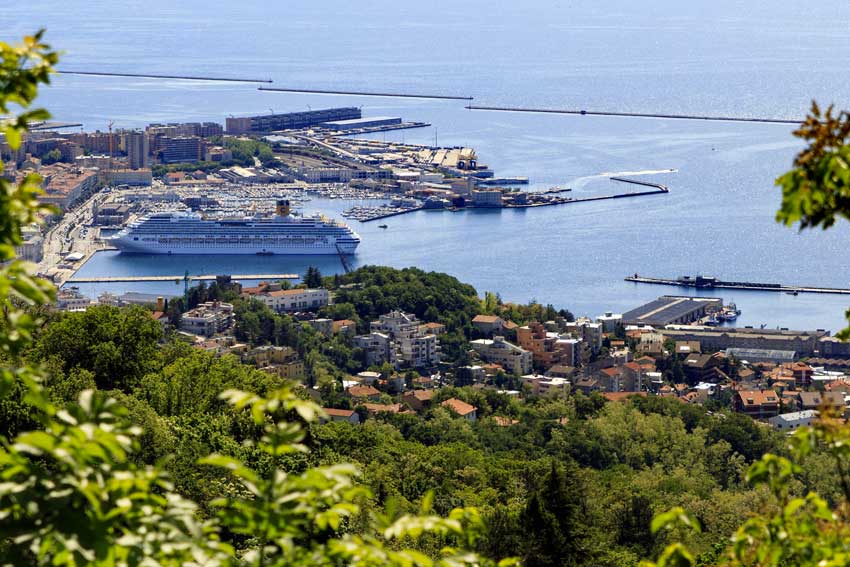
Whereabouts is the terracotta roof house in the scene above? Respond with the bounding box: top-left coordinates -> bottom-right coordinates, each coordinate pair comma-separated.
362,403 -> 403,416
441,398 -> 478,421
403,389 -> 436,411
602,392 -> 648,402
345,384 -> 382,401
798,390 -> 846,414
321,408 -> 361,425
734,389 -> 781,418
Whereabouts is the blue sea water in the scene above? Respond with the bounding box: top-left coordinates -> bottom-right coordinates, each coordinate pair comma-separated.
4,0 -> 850,330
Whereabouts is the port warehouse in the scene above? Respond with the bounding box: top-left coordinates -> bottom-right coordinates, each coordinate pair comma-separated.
659,326 -> 836,359
226,107 -> 361,134
622,296 -> 721,327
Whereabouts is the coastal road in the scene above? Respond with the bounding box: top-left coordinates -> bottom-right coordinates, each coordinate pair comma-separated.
38,190 -> 109,284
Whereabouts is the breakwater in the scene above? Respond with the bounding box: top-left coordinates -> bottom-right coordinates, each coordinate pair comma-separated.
625,275 -> 850,295
465,105 -> 801,125
259,86 -> 472,100
59,70 -> 272,83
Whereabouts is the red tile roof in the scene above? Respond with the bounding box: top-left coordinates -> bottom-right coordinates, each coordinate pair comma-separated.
347,385 -> 381,398
323,408 -> 355,418
441,398 -> 476,416
602,392 -> 648,402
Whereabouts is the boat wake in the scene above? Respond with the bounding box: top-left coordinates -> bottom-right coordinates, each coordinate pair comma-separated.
597,168 -> 678,177
568,168 -> 677,189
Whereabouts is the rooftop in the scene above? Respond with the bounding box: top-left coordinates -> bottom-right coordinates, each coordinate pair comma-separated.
441,398 -> 476,416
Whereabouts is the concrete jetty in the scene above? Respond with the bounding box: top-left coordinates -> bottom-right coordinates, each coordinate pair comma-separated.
66,273 -> 299,284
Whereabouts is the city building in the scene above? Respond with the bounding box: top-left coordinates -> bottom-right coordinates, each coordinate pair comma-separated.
517,322 -> 566,369
725,347 -> 797,364
56,288 -> 91,311
472,314 -> 510,336
93,203 -> 131,226
798,391 -> 846,414
352,332 -> 396,367
160,136 -> 205,164
441,398 -> 477,421
204,146 -> 233,162
662,327 -> 827,358
110,168 -> 153,186
226,107 -> 361,134
16,225 -> 43,262
179,301 -> 234,337
402,389 -> 435,412
38,164 -> 98,209
768,410 -> 818,431
241,285 -> 330,313
734,389 -> 781,419
622,296 -> 722,326
596,311 -> 623,332
345,384 -> 382,402
308,318 -> 334,336
455,365 -> 486,385
125,130 -> 149,169
471,189 -> 503,207
369,311 -> 440,368
321,408 -> 361,425
521,374 -> 570,396
564,318 -> 603,353
470,336 -> 533,375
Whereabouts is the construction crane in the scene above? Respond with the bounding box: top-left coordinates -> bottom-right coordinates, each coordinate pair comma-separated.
107,120 -> 114,185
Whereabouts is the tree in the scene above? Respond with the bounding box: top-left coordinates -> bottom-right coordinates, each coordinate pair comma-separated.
40,148 -> 61,164
520,460 -> 589,567
776,102 -> 850,338
35,305 -> 163,391
304,265 -> 323,288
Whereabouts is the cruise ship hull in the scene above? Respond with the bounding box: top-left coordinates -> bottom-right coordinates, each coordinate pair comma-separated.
111,237 -> 358,255
108,208 -> 360,256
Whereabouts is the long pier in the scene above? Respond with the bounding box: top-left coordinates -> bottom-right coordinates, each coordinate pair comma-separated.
259,86 -> 472,101
66,273 -> 299,284
625,275 -> 850,296
58,70 -> 273,83
465,105 -> 801,125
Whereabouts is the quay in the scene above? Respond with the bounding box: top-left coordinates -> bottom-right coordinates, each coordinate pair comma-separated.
625,274 -> 850,296
66,273 -> 299,284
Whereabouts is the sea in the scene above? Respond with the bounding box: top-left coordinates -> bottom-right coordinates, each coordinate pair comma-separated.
4,0 -> 850,331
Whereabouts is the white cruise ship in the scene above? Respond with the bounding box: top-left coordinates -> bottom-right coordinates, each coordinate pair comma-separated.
108,201 -> 360,255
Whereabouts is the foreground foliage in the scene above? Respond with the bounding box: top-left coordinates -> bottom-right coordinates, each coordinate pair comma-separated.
0,33 -> 508,567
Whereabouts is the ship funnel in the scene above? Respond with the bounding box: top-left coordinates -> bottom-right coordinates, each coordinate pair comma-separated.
276,199 -> 290,217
